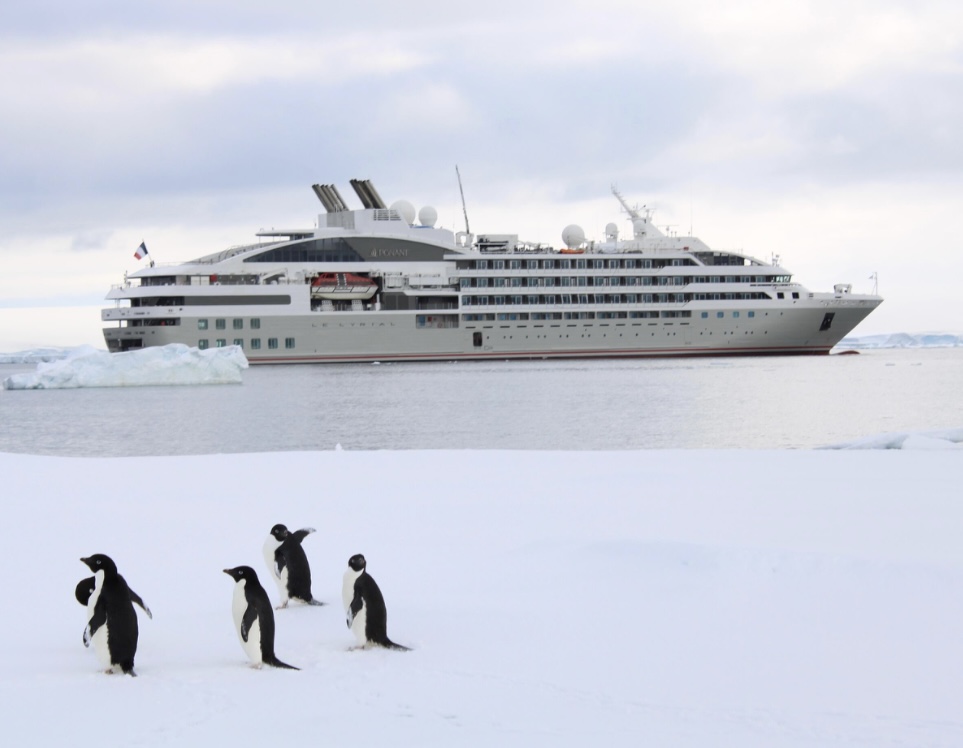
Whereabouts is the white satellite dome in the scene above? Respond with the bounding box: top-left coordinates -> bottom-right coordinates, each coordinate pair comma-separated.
605,222 -> 619,241
390,199 -> 416,225
418,205 -> 438,227
561,224 -> 585,249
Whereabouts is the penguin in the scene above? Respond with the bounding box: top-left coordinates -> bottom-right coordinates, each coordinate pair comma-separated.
75,577 -> 96,607
342,553 -> 409,651
262,524 -> 324,608
79,554 -> 152,676
76,575 -> 151,616
222,566 -> 298,670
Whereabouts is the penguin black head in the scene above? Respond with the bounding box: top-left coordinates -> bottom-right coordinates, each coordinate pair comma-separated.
223,566 -> 259,583
347,554 -> 366,573
75,577 -> 96,606
269,524 -> 290,541
81,554 -> 118,575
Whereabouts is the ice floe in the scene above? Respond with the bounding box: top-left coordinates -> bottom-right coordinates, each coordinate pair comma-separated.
2,344 -> 248,389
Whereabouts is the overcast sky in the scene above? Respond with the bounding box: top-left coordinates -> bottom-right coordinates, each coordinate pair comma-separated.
2,0 -> 961,346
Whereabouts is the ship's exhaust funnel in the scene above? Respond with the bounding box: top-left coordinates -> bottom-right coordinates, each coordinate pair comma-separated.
311,183 -> 350,213
350,179 -> 387,210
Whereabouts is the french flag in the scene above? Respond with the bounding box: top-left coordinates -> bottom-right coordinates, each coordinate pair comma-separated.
134,242 -> 149,260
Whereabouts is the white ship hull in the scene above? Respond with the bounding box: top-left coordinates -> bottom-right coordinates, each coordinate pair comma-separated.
102,181 -> 882,363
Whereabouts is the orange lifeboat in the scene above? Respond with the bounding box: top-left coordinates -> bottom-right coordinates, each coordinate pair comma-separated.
310,272 -> 378,300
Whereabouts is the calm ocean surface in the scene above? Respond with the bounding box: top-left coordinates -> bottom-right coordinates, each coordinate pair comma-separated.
1,348 -> 961,456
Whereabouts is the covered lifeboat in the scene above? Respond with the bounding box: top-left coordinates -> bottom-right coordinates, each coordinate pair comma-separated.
310,272 -> 378,300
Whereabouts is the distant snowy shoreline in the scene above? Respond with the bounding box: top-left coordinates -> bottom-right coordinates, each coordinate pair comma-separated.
1,331 -> 961,366
837,332 -> 963,349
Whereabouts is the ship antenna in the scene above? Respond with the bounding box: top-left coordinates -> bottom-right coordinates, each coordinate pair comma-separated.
456,165 -> 471,235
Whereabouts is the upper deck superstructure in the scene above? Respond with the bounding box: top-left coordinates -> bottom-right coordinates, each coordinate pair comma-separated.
102,180 -> 882,363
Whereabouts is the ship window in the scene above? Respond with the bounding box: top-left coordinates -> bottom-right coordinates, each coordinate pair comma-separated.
494,260 -> 505,269
250,339 -> 261,350
198,339 -> 209,349
233,319 -> 243,330
701,312 -> 708,318
285,338 -> 295,348
198,319 -> 208,330
215,319 -> 226,330
510,260 -> 521,269
268,338 -> 279,349
216,339 -> 226,347
473,332 -> 483,347
460,279 -> 470,289
250,318 -> 260,329
792,292 -> 799,299
777,292 -> 784,299
233,338 -> 244,348
733,311 -> 740,318
748,311 -> 755,317
717,312 -> 724,318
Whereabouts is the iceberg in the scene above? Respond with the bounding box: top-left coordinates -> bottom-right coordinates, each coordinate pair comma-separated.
2,344 -> 248,390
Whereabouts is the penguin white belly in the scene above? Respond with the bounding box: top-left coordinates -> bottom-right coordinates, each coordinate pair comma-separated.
87,570 -> 111,667
349,601 -> 368,646
91,623 -> 112,668
277,566 -> 289,605
232,581 -> 263,665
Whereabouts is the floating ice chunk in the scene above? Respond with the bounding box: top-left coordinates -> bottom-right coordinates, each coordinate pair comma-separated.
822,427 -> 963,450
2,344 -> 248,389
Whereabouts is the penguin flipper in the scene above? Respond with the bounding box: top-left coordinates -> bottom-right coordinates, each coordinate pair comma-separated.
274,548 -> 286,576
85,594 -> 108,645
241,605 -> 257,643
290,528 -> 315,544
129,589 -> 152,619
347,593 -> 363,628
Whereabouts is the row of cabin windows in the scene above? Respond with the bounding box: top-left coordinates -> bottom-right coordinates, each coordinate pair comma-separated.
461,292 -> 770,306
197,318 -> 262,330
462,310 -> 692,322
461,275 -> 776,288
197,338 -> 295,350
464,258 -> 697,270
699,311 -> 756,318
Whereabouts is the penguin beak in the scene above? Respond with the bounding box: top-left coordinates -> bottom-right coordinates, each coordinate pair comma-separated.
222,569 -> 231,575
80,557 -> 89,565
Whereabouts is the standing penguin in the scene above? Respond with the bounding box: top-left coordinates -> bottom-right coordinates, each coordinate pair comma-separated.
80,554 -> 152,676
342,554 -> 409,651
262,524 -> 323,608
222,566 -> 298,670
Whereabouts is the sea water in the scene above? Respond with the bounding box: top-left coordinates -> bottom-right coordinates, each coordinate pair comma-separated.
0,348 -> 961,456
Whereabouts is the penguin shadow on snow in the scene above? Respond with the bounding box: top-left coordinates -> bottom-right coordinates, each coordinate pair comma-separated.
77,554 -> 152,677
222,566 -> 299,670
342,553 -> 411,652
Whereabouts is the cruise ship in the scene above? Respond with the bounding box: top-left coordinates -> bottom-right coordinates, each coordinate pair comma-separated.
102,179 -> 882,363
